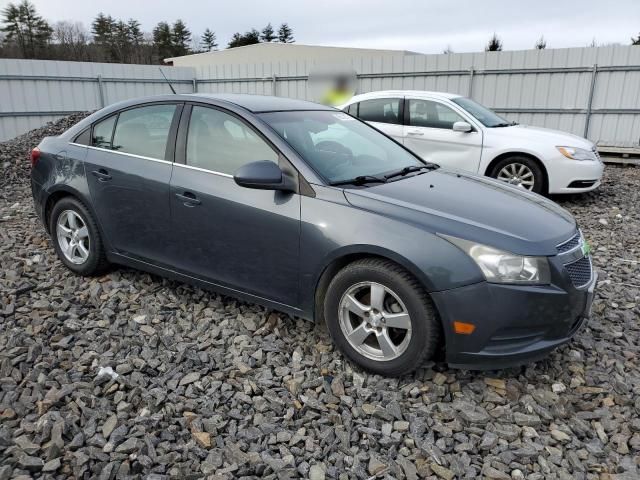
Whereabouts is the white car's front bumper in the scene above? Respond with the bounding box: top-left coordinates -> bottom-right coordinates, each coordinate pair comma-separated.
546,156 -> 605,194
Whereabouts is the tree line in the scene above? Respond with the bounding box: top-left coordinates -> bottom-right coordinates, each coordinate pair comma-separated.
0,0 -> 295,63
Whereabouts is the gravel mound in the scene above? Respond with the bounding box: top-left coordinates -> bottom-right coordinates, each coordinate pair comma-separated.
1,116 -> 639,479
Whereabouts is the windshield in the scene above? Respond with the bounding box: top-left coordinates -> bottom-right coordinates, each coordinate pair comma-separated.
259,110 -> 423,184
452,97 -> 513,127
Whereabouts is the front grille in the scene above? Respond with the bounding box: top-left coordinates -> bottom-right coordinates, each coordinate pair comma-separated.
557,232 -> 581,253
565,256 -> 592,288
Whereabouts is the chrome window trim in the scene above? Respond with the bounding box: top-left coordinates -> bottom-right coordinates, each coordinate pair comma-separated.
173,162 -> 233,178
68,142 -> 172,165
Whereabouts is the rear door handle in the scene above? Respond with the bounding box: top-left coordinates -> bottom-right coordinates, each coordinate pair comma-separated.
91,169 -> 112,182
406,129 -> 424,136
175,192 -> 201,206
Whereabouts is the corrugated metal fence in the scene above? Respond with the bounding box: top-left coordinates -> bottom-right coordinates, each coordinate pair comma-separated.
0,59 -> 195,141
2,46 -> 640,147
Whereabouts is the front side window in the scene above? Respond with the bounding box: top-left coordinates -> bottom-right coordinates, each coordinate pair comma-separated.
451,97 -> 511,127
357,98 -> 402,125
408,99 -> 465,129
112,104 -> 177,159
260,110 -> 423,184
91,115 -> 116,149
186,106 -> 278,175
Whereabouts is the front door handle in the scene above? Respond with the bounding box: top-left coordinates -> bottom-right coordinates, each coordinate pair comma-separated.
175,192 -> 201,206
91,169 -> 112,182
406,129 -> 424,136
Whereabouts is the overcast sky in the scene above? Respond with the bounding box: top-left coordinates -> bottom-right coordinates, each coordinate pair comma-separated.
6,0 -> 640,53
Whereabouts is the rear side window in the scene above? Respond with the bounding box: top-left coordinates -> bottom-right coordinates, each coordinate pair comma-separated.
186,106 -> 278,175
91,115 -> 116,149
345,103 -> 358,116
408,99 -> 465,129
112,104 -> 177,160
357,98 -> 402,125
74,128 -> 91,145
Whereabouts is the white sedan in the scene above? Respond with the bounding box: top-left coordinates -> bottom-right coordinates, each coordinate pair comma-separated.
339,90 -> 604,194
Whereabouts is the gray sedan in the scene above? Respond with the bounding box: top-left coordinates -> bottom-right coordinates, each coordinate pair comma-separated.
30,94 -> 596,376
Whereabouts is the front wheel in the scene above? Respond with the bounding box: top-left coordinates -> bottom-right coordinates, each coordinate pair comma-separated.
489,156 -> 545,194
323,258 -> 441,377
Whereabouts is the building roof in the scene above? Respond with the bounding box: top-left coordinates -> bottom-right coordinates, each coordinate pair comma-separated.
165,42 -> 420,64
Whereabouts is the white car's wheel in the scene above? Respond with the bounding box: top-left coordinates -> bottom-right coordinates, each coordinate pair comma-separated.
490,156 -> 545,194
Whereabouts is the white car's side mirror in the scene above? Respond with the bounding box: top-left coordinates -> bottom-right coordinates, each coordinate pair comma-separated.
453,121 -> 473,133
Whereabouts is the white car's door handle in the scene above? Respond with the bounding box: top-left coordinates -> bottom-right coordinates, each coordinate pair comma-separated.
406,129 -> 424,136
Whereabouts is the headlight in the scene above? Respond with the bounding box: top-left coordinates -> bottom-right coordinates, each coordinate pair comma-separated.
442,235 -> 550,285
557,146 -> 597,161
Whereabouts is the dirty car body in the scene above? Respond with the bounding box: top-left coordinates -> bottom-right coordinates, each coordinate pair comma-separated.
31,94 -> 597,372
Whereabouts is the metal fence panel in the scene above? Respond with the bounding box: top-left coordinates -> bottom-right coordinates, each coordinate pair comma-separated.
1,46 -> 640,147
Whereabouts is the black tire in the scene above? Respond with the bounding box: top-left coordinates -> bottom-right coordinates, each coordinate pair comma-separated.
49,196 -> 109,276
323,258 -> 441,377
489,155 -> 545,194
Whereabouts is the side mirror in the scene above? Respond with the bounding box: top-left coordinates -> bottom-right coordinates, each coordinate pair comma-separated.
453,121 -> 473,133
234,160 -> 296,192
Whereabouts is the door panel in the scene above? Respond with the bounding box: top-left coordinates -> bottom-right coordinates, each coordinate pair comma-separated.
169,104 -> 301,306
84,103 -> 180,264
403,98 -> 483,172
169,167 -> 300,306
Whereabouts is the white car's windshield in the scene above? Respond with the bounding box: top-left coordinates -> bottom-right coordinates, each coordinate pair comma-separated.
452,97 -> 515,128
260,110 -> 430,184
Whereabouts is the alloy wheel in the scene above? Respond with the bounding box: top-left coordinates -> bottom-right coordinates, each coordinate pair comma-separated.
496,162 -> 535,190
338,281 -> 412,361
56,210 -> 90,265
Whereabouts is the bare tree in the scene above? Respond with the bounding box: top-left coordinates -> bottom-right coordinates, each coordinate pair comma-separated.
443,45 -> 453,54
53,21 -> 90,60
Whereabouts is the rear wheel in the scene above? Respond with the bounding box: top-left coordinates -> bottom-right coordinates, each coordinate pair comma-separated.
323,258 -> 441,376
490,156 -> 545,194
49,197 -> 109,276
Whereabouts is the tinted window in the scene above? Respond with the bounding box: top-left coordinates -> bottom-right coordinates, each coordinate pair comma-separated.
186,106 -> 278,174
92,115 -> 116,149
345,103 -> 358,116
357,98 -> 402,125
112,104 -> 177,159
408,99 -> 465,129
259,110 -> 422,184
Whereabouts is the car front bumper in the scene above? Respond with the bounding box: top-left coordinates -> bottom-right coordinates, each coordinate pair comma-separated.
546,156 -> 604,194
431,271 -> 597,369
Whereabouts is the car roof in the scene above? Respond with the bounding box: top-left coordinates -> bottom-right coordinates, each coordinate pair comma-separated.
186,93 -> 334,113
347,90 -> 463,101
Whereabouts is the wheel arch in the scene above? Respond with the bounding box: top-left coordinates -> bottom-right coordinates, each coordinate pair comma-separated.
43,186 -> 104,240
484,151 -> 549,194
312,246 -> 435,324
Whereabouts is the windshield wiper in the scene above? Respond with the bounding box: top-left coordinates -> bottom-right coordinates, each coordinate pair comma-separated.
384,164 -> 439,181
330,175 -> 387,187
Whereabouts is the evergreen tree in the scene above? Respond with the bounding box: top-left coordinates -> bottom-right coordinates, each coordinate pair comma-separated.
485,33 -> 502,51
632,33 -> 640,45
153,21 -> 173,60
261,23 -> 276,42
200,28 -> 217,51
171,19 -> 191,56
1,0 -> 52,58
277,23 -> 294,43
535,36 -> 546,49
227,29 -> 261,48
127,19 -> 143,46
91,13 -> 114,45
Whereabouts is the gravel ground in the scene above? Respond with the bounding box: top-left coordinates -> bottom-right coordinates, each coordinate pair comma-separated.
0,116 -> 639,479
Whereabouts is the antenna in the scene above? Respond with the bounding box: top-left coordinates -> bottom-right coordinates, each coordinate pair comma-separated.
158,68 -> 177,94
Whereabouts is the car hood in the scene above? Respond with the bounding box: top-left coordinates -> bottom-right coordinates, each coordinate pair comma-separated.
344,169 -> 576,256
488,124 -> 594,149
